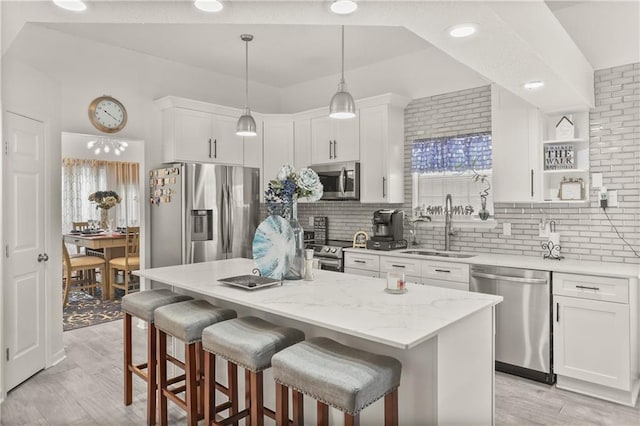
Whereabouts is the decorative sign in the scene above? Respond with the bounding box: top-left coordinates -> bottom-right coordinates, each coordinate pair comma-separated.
544,144 -> 575,170
559,178 -> 584,200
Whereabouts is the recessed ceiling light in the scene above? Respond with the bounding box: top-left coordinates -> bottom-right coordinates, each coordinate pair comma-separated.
448,23 -> 477,38
330,0 -> 358,15
194,0 -> 224,13
52,0 -> 87,12
524,80 -> 545,90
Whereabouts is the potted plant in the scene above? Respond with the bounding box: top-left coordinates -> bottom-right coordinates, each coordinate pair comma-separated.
471,169 -> 491,220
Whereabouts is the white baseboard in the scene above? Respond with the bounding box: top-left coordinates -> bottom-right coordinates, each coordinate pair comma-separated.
49,348 -> 66,368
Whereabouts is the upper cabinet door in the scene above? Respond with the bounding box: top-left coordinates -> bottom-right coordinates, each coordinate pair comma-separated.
491,85 -> 542,203
359,105 -> 387,203
174,108 -> 214,162
310,115 -> 359,165
294,119 -> 312,170
212,114 -> 244,165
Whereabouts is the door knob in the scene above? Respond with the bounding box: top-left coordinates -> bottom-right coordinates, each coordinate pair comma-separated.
43,253 -> 49,262
37,253 -> 45,262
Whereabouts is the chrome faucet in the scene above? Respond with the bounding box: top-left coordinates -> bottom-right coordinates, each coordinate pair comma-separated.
444,193 -> 454,251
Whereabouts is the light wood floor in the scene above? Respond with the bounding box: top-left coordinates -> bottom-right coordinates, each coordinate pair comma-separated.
1,319 -> 639,425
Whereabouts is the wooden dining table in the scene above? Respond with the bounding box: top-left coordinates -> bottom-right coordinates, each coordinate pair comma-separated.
63,232 -> 127,300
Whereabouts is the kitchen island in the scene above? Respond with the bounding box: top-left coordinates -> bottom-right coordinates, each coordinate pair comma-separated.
135,258 -> 502,425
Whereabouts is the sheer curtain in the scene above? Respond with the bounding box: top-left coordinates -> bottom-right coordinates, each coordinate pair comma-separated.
62,159 -> 140,232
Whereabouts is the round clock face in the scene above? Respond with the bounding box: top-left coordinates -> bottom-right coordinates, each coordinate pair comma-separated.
88,96 -> 127,133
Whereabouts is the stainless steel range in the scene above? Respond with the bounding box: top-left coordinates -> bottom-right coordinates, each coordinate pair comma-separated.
305,240 -> 353,272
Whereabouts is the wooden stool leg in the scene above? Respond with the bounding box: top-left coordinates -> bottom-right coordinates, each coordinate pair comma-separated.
245,370 -> 252,425
275,383 -> 288,426
185,343 -> 198,426
228,362 -> 239,425
196,342 -> 204,418
157,330 -> 168,426
317,401 -> 329,426
204,351 -> 216,426
250,371 -> 264,426
124,313 -> 133,405
345,413 -> 360,426
147,322 -> 157,426
384,389 -> 399,426
292,390 -> 304,426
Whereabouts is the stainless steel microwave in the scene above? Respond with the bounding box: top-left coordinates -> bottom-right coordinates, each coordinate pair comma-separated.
311,162 -> 360,201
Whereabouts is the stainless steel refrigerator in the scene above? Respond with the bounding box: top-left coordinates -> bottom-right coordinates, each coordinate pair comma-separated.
150,163 -> 260,268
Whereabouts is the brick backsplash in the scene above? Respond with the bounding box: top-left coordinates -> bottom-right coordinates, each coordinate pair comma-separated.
288,64 -> 639,264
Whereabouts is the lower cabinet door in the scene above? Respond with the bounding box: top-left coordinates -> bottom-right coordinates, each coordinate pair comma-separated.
554,295 -> 630,390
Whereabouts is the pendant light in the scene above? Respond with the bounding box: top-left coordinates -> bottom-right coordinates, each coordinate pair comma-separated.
329,25 -> 356,119
236,34 -> 257,137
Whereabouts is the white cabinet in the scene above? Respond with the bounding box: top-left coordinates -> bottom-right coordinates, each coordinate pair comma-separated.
554,295 -> 630,390
310,115 -> 359,164
157,97 -> 245,165
262,117 -> 294,202
344,251 -> 470,291
553,272 -> 639,406
294,119 -> 312,170
491,84 -> 542,202
359,94 -> 409,203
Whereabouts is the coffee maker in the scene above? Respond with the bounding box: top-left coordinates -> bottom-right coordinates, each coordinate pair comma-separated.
366,209 -> 408,251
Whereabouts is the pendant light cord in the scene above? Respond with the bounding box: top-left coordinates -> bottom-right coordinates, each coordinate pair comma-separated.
245,39 -> 249,109
340,25 -> 345,84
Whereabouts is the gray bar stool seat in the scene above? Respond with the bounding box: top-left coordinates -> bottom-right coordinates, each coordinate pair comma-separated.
201,316 -> 305,426
121,289 -> 193,426
154,299 -> 237,426
272,337 -> 402,426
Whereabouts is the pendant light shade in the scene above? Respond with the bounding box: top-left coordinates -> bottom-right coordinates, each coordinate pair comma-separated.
236,34 -> 257,137
329,26 -> 356,119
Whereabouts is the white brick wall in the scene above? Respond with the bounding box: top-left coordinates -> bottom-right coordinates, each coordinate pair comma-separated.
293,63 -> 639,264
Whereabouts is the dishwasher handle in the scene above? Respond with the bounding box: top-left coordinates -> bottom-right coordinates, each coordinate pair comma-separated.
471,271 -> 548,284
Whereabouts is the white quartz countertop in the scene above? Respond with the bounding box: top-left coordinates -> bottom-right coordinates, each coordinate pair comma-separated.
343,248 -> 640,279
135,258 -> 502,350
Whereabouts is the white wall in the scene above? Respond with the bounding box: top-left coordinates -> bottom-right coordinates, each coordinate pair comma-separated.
1,53 -> 65,385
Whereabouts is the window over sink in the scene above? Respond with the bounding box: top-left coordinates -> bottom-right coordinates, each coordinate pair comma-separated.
411,132 -> 493,222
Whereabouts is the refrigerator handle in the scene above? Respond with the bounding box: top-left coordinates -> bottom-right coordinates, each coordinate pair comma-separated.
220,182 -> 227,253
226,184 -> 234,254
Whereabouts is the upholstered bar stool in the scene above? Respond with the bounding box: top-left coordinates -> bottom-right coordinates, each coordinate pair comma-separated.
121,289 -> 193,425
271,337 -> 402,426
201,316 -> 305,426
154,299 -> 237,426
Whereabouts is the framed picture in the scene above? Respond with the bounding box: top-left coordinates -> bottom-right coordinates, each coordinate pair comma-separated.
559,181 -> 583,200
544,144 -> 575,170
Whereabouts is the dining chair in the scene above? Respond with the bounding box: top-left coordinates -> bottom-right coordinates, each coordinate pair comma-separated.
71,221 -> 91,255
62,241 -> 107,306
109,226 -> 140,298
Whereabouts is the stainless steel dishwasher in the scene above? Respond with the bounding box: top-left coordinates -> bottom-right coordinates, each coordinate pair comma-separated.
470,265 -> 554,384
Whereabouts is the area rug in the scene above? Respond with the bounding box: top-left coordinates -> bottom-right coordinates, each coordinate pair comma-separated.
63,288 -> 124,331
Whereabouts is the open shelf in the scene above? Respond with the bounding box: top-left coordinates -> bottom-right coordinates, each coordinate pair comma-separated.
543,138 -> 588,144
543,168 -> 588,174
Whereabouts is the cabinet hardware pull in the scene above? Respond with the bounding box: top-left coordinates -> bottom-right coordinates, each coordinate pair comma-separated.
530,169 -> 534,197
391,264 -> 406,268
435,269 -> 451,273
329,140 -> 332,159
208,138 -> 212,158
556,302 -> 559,322
354,260 -> 366,264
333,140 -> 337,158
382,177 -> 386,198
214,139 -> 217,158
575,285 -> 600,291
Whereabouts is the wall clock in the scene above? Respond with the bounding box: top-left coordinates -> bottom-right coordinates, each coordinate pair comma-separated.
88,95 -> 128,133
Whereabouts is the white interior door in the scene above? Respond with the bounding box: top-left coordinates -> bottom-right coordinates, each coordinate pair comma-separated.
3,112 -> 46,391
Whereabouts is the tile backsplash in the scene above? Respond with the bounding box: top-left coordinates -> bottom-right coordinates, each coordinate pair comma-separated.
294,63 -> 639,264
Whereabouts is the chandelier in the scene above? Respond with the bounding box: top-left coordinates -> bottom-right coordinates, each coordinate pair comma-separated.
87,137 -> 129,155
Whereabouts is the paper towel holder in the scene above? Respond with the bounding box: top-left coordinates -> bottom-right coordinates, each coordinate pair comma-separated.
542,220 -> 564,260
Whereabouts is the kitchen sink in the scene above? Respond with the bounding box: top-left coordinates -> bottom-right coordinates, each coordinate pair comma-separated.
400,250 -> 477,259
